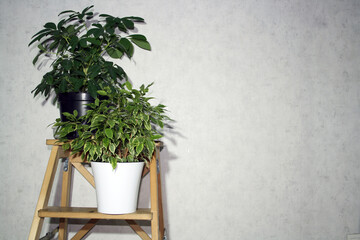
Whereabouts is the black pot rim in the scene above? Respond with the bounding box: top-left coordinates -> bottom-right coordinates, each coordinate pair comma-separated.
58,92 -> 94,101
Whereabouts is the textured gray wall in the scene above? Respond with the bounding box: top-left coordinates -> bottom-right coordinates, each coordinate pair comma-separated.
0,0 -> 359,239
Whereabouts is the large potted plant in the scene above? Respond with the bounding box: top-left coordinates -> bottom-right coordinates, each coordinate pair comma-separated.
29,5 -> 151,137
53,82 -> 170,214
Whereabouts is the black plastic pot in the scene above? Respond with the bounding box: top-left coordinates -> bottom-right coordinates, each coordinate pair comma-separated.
58,92 -> 94,139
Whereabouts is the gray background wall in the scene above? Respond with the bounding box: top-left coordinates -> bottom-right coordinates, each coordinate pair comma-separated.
1,0 -> 360,239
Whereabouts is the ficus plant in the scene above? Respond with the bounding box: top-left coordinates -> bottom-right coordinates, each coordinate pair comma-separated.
53,82 -> 171,169
29,5 -> 151,102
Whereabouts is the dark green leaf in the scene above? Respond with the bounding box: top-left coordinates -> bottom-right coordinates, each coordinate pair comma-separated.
59,79 -> 67,92
122,19 -> 134,29
58,10 -> 76,16
125,16 -> 145,22
44,22 -> 56,30
86,38 -> 101,46
88,81 -> 98,98
37,44 -> 47,51
82,5 -> 94,15
119,38 -> 134,58
106,48 -> 123,59
62,60 -> 72,71
99,14 -> 112,18
69,77 -> 83,91
32,53 -> 41,65
129,34 -> 147,41
79,38 -> 88,47
57,19 -> 66,29
130,39 -> 151,51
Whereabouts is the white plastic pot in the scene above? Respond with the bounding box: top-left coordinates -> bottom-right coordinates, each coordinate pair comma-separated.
91,161 -> 144,214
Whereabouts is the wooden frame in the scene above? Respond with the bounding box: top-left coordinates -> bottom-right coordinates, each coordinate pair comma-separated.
28,139 -> 165,240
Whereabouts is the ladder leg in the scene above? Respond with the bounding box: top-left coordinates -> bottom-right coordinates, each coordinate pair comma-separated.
150,151 -> 160,240
59,158 -> 72,240
28,145 -> 61,240
157,150 -> 165,239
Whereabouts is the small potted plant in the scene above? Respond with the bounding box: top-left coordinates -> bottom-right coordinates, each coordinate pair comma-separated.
29,5 -> 151,135
53,82 -> 170,214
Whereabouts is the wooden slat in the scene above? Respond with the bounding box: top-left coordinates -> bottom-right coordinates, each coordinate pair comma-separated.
39,207 -> 153,220
157,149 -> 165,239
71,219 -> 99,240
58,159 -> 73,240
150,153 -> 160,240
126,220 -> 151,240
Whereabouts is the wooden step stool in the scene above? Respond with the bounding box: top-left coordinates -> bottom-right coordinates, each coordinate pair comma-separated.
28,139 -> 165,240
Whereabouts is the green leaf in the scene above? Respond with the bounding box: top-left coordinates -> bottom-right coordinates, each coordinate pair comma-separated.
97,90 -> 107,96
125,81 -> 132,90
89,144 -> 96,158
151,134 -> 163,140
136,143 -> 144,155
95,98 -> 99,106
73,110 -> 78,117
144,121 -> 151,131
84,142 -> 92,153
106,48 -> 123,59
130,39 -> 151,51
62,112 -> 74,119
108,119 -> 116,128
105,128 -> 113,139
109,143 -> 116,153
103,138 -> 110,148
44,22 -> 57,30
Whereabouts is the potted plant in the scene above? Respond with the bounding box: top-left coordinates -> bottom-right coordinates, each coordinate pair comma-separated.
53,82 -> 170,214
29,5 -> 151,135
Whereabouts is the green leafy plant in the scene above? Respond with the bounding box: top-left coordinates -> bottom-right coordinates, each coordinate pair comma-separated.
53,82 -> 170,168
29,5 -> 151,101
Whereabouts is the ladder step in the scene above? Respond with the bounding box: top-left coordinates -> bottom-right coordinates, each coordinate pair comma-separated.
39,207 -> 152,220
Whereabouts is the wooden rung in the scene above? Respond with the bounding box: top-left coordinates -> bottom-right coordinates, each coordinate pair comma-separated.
39,207 -> 153,220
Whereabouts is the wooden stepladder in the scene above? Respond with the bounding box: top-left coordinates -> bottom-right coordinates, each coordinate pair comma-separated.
29,139 -> 165,240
